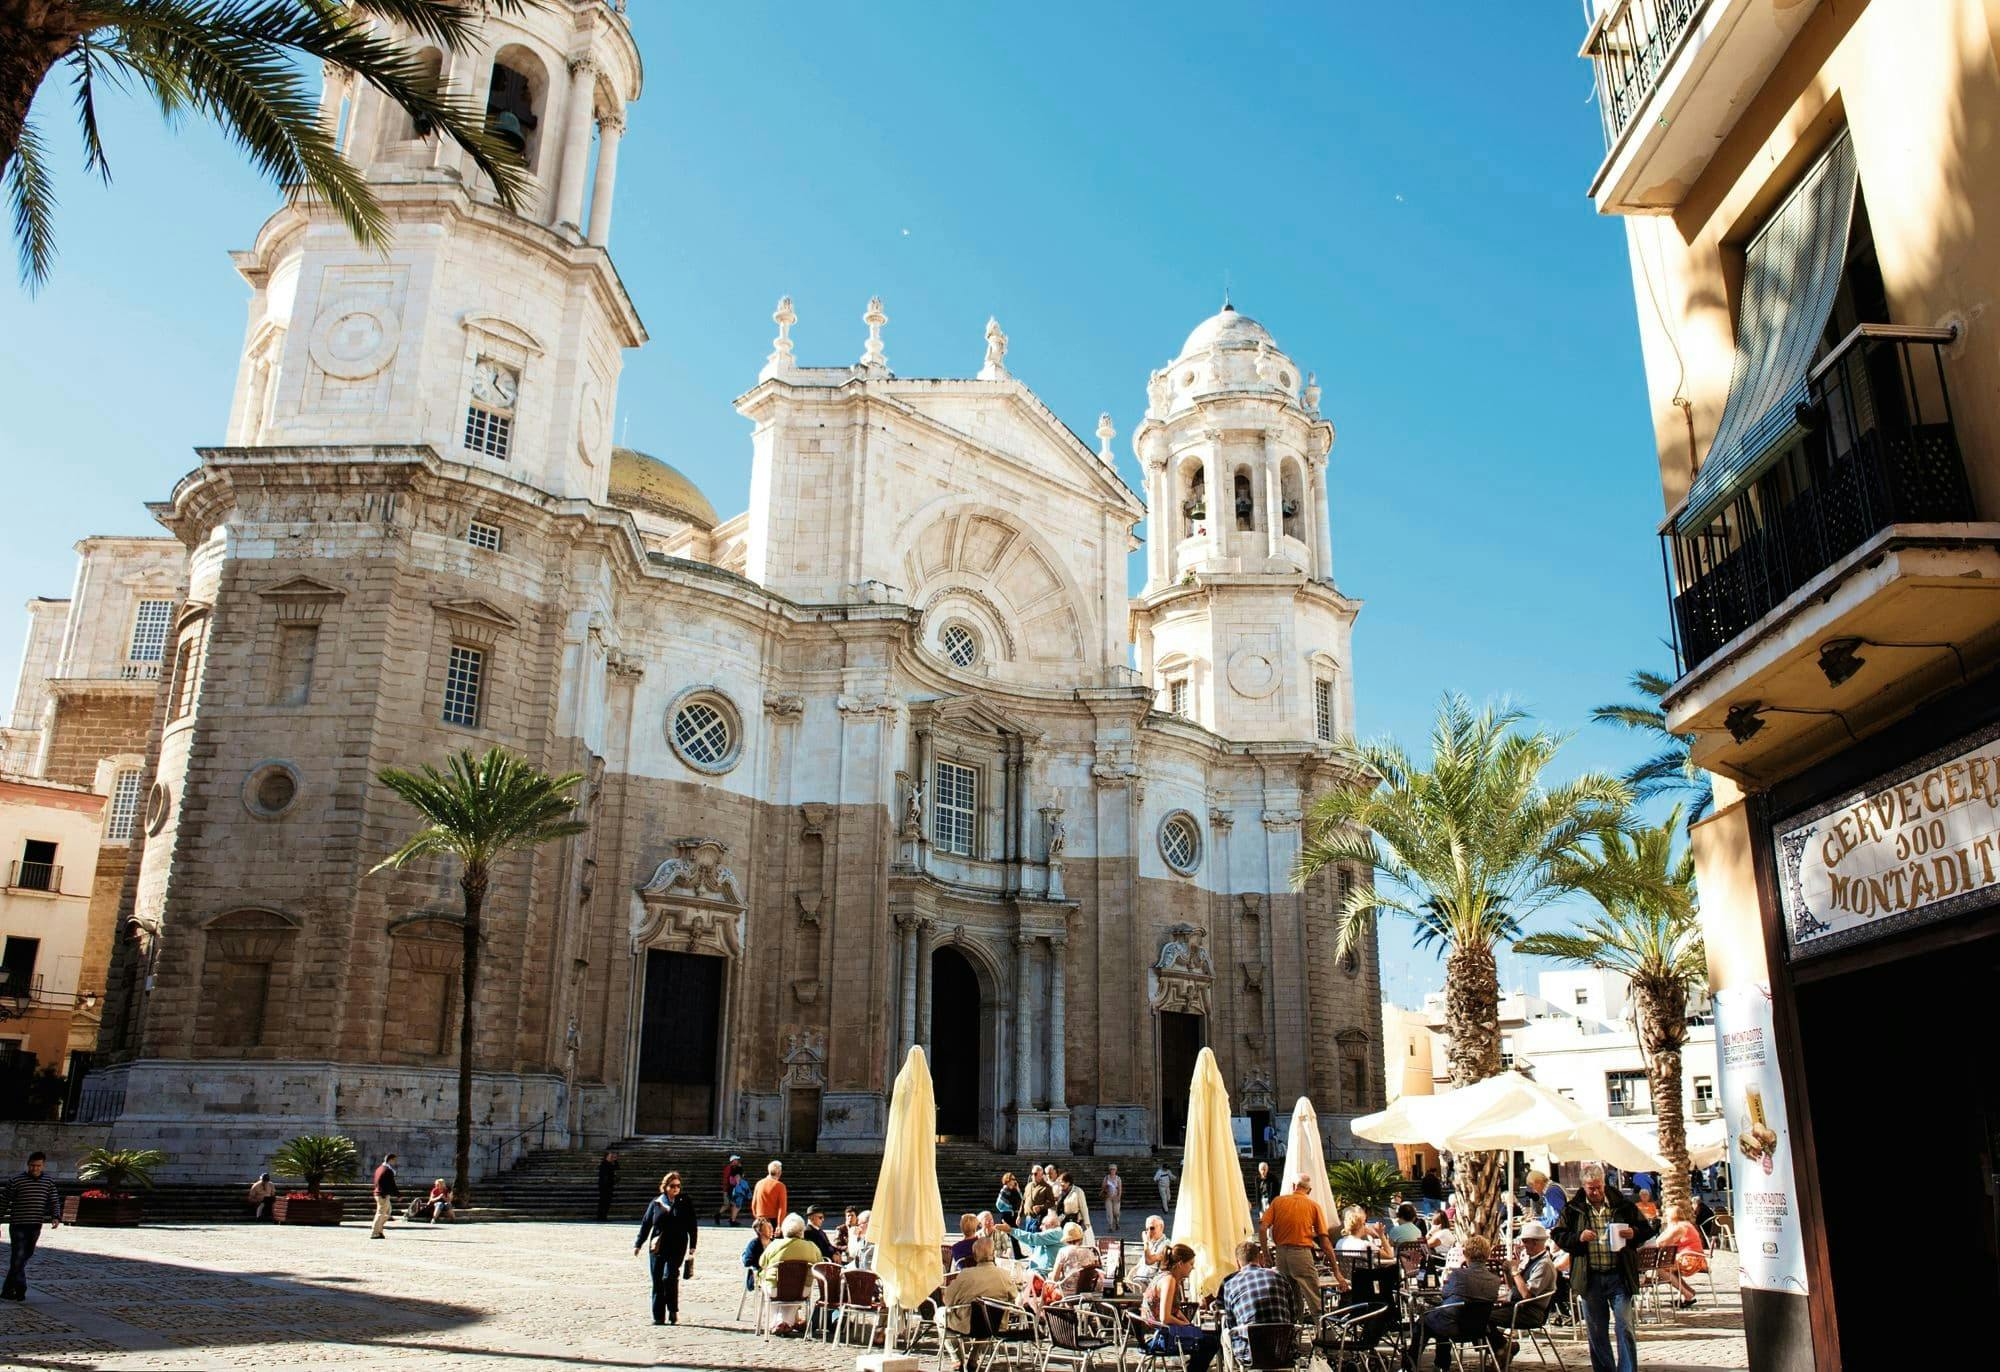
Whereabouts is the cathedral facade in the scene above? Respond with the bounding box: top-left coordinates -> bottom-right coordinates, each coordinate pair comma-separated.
50,2 -> 1385,1175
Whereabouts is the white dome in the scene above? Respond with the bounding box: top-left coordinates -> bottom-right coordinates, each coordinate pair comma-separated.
1176,304 -> 1276,359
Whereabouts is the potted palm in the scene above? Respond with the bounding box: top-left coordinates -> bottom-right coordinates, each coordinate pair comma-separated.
269,1134 -> 359,1224
1327,1157 -> 1407,1218
65,1148 -> 163,1225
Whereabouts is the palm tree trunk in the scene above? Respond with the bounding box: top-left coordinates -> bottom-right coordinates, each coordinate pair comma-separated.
1636,979 -> 1693,1217
1444,940 -> 1505,1240
0,8 -> 78,171
455,868 -> 485,1206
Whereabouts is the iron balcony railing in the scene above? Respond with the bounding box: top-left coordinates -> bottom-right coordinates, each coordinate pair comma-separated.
1583,0 -> 1708,150
7,860 -> 61,892
1662,327 -> 1972,674
0,972 -> 45,1000
1606,1099 -> 1653,1119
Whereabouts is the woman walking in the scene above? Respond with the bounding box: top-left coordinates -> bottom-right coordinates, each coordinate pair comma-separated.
717,1155 -> 746,1225
634,1172 -> 700,1325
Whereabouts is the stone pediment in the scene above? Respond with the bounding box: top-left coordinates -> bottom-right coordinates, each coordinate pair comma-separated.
632,838 -> 746,957
258,576 -> 345,601
1149,922 -> 1215,1015
886,386 -> 1142,516
912,693 -> 1045,742
432,597 -> 519,631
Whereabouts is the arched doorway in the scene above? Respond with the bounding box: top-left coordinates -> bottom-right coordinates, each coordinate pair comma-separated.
931,946 -> 984,1140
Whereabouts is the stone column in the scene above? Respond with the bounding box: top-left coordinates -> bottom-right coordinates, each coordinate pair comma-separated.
551,55 -> 599,230
1014,933 -> 1037,1114
1015,744 -> 1035,892
1146,460 -> 1169,589
586,112 -> 625,246
915,918 -> 936,1051
1263,439 -> 1284,559
897,914 -> 918,1056
1048,935 -> 1068,1111
318,63 -> 349,143
1311,465 -> 1334,582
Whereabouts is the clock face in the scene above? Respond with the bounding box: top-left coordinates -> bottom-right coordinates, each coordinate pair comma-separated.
472,359 -> 519,410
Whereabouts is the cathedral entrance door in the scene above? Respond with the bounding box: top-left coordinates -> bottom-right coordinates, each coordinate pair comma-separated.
930,946 -> 983,1140
1158,1011 -> 1204,1147
635,950 -> 724,1134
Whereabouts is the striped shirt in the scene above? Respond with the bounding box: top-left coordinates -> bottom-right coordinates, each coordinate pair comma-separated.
5,1171 -> 62,1224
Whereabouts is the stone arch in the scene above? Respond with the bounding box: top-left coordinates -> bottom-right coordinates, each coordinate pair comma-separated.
487,43 -> 551,173
1280,457 -> 1306,542
382,915 -> 464,1063
894,500 -> 1094,671
379,47 -> 445,151
195,908 -> 299,1056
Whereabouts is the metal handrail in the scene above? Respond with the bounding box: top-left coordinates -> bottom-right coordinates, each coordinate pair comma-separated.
483,1111 -> 554,1175
6,861 -> 61,892
1809,322 -> 1958,384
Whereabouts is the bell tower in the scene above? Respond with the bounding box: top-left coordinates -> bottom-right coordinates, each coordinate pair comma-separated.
1131,305 -> 1359,744
220,0 -> 646,502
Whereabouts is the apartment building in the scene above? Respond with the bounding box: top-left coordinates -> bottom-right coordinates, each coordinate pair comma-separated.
1580,1 -> 2000,1364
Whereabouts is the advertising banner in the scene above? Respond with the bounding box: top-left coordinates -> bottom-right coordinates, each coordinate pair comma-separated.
1713,984 -> 1808,1293
1774,724 -> 2000,957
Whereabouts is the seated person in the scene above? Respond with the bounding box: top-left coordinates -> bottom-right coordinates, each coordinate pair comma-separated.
1498,1220 -> 1559,1341
1649,1203 -> 1708,1309
949,1213 -> 981,1269
1047,1222 -> 1101,1294
246,1173 -> 277,1221
1334,1206 -> 1396,1262
740,1217 -> 775,1291
1386,1202 -> 1425,1246
1634,1187 -> 1660,1221
1010,1219 -> 1069,1274
846,1210 -> 876,1270
978,1210 -> 1018,1261
1409,1233 -> 1505,1370
422,1178 -> 453,1223
803,1206 -> 837,1259
758,1214 -> 824,1336
1142,1243 -> 1220,1372
1129,1215 -> 1171,1286
833,1205 -> 861,1257
1219,1241 -> 1298,1366
944,1236 -> 1019,1334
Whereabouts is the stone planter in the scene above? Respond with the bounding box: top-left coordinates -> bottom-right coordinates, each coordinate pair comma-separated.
62,1195 -> 145,1227
273,1195 -> 344,1225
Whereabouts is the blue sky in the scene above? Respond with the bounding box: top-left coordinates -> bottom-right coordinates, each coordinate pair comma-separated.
0,3 -> 1667,1010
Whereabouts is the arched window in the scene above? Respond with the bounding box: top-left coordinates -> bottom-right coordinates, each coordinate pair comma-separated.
380,48 -> 444,150
1180,462 -> 1208,537
1281,461 -> 1304,541
1233,468 -> 1256,531
486,46 -> 548,172
384,918 -> 462,1060
197,909 -> 298,1054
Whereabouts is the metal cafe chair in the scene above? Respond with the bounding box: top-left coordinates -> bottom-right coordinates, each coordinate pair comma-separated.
1314,1301 -> 1397,1371
1042,1297 -> 1129,1372
832,1267 -> 884,1347
757,1258 -> 816,1337
1217,1307 -> 1301,1372
1487,1291 -> 1564,1370
810,1261 -> 845,1341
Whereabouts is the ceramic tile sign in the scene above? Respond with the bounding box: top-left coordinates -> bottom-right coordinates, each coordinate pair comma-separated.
1773,725 -> 2000,957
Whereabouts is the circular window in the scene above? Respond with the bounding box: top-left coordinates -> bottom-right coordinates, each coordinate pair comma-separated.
940,623 -> 979,669
1159,811 -> 1202,876
243,762 -> 300,818
667,689 -> 743,774
1279,371 -> 1293,389
145,782 -> 172,835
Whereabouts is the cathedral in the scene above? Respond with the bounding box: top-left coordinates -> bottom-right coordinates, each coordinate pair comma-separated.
9,1 -> 1386,1176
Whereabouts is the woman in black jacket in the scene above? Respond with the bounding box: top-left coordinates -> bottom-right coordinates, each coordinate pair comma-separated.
634,1172 -> 700,1325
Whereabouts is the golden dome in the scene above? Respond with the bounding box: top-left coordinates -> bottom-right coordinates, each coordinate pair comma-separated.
607,447 -> 718,529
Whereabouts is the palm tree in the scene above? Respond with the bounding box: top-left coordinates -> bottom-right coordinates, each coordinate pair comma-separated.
1516,807 -> 1705,1217
3,0 -> 541,289
269,1133 -> 360,1196
1295,694 -> 1633,1239
1594,668 -> 1713,822
372,747 -> 584,1205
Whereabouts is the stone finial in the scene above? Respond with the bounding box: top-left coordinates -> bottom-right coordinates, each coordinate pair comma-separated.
859,296 -> 890,373
760,296 -> 797,380
1095,412 -> 1116,461
1254,340 -> 1282,386
979,316 -> 1009,380
1146,368 -> 1171,419
1304,371 -> 1321,413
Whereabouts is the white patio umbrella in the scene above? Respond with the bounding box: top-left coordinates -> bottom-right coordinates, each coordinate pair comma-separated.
1352,1071 -> 1667,1173
1171,1046 -> 1255,1299
869,1046 -> 944,1350
1685,1118 -> 1728,1170
1280,1096 -> 1334,1229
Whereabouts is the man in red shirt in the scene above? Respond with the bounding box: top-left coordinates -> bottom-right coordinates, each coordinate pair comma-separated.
750,1160 -> 787,1227
369,1153 -> 400,1240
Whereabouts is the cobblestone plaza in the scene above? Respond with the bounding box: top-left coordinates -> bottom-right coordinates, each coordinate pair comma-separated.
0,1219 -> 1749,1371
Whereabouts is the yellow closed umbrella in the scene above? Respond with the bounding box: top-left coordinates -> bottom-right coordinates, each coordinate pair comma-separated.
1170,1046 -> 1254,1298
869,1046 -> 945,1339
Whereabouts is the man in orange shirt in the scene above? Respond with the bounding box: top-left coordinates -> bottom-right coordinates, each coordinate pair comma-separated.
750,1160 -> 788,1227
1259,1175 -> 1342,1317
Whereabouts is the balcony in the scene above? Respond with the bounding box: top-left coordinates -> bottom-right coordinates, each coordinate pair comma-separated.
1665,329 -> 1971,669
1606,1099 -> 1653,1120
6,860 -> 62,892
1582,0 -> 1826,214
118,661 -> 161,681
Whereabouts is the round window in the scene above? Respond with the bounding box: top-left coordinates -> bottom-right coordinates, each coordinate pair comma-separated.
1159,811 -> 1202,875
667,690 -> 743,774
940,623 -> 978,669
243,762 -> 300,818
145,782 -> 172,835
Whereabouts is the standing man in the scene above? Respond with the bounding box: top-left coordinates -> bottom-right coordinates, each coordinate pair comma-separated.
2,1151 -> 62,1301
1553,1163 -> 1653,1372
750,1160 -> 787,1230
1021,1165 -> 1055,1230
1259,1174 -> 1342,1317
596,1150 -> 620,1222
1528,1169 -> 1567,1226
369,1153 -> 399,1239
1254,1159 -> 1277,1212
1100,1164 -> 1123,1233
633,1171 -> 698,1325
1153,1160 -> 1175,1216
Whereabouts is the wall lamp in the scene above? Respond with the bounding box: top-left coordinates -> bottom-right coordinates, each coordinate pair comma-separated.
1816,635 -> 1967,688
1721,700 -> 1858,746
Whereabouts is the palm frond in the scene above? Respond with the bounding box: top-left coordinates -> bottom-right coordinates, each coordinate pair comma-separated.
374,748 -> 585,879
5,119 -> 56,289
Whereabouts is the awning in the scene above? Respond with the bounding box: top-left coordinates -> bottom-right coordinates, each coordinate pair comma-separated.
1676,131 -> 1858,534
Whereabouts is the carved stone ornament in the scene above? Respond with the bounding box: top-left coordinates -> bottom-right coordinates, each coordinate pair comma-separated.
1149,922 -> 1215,1016
1238,893 -> 1263,921
796,893 -> 822,926
782,1028 -> 827,1088
632,838 -> 746,956
764,692 -> 805,717
792,978 -> 822,1006
799,802 -> 831,838
1240,1067 -> 1275,1112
